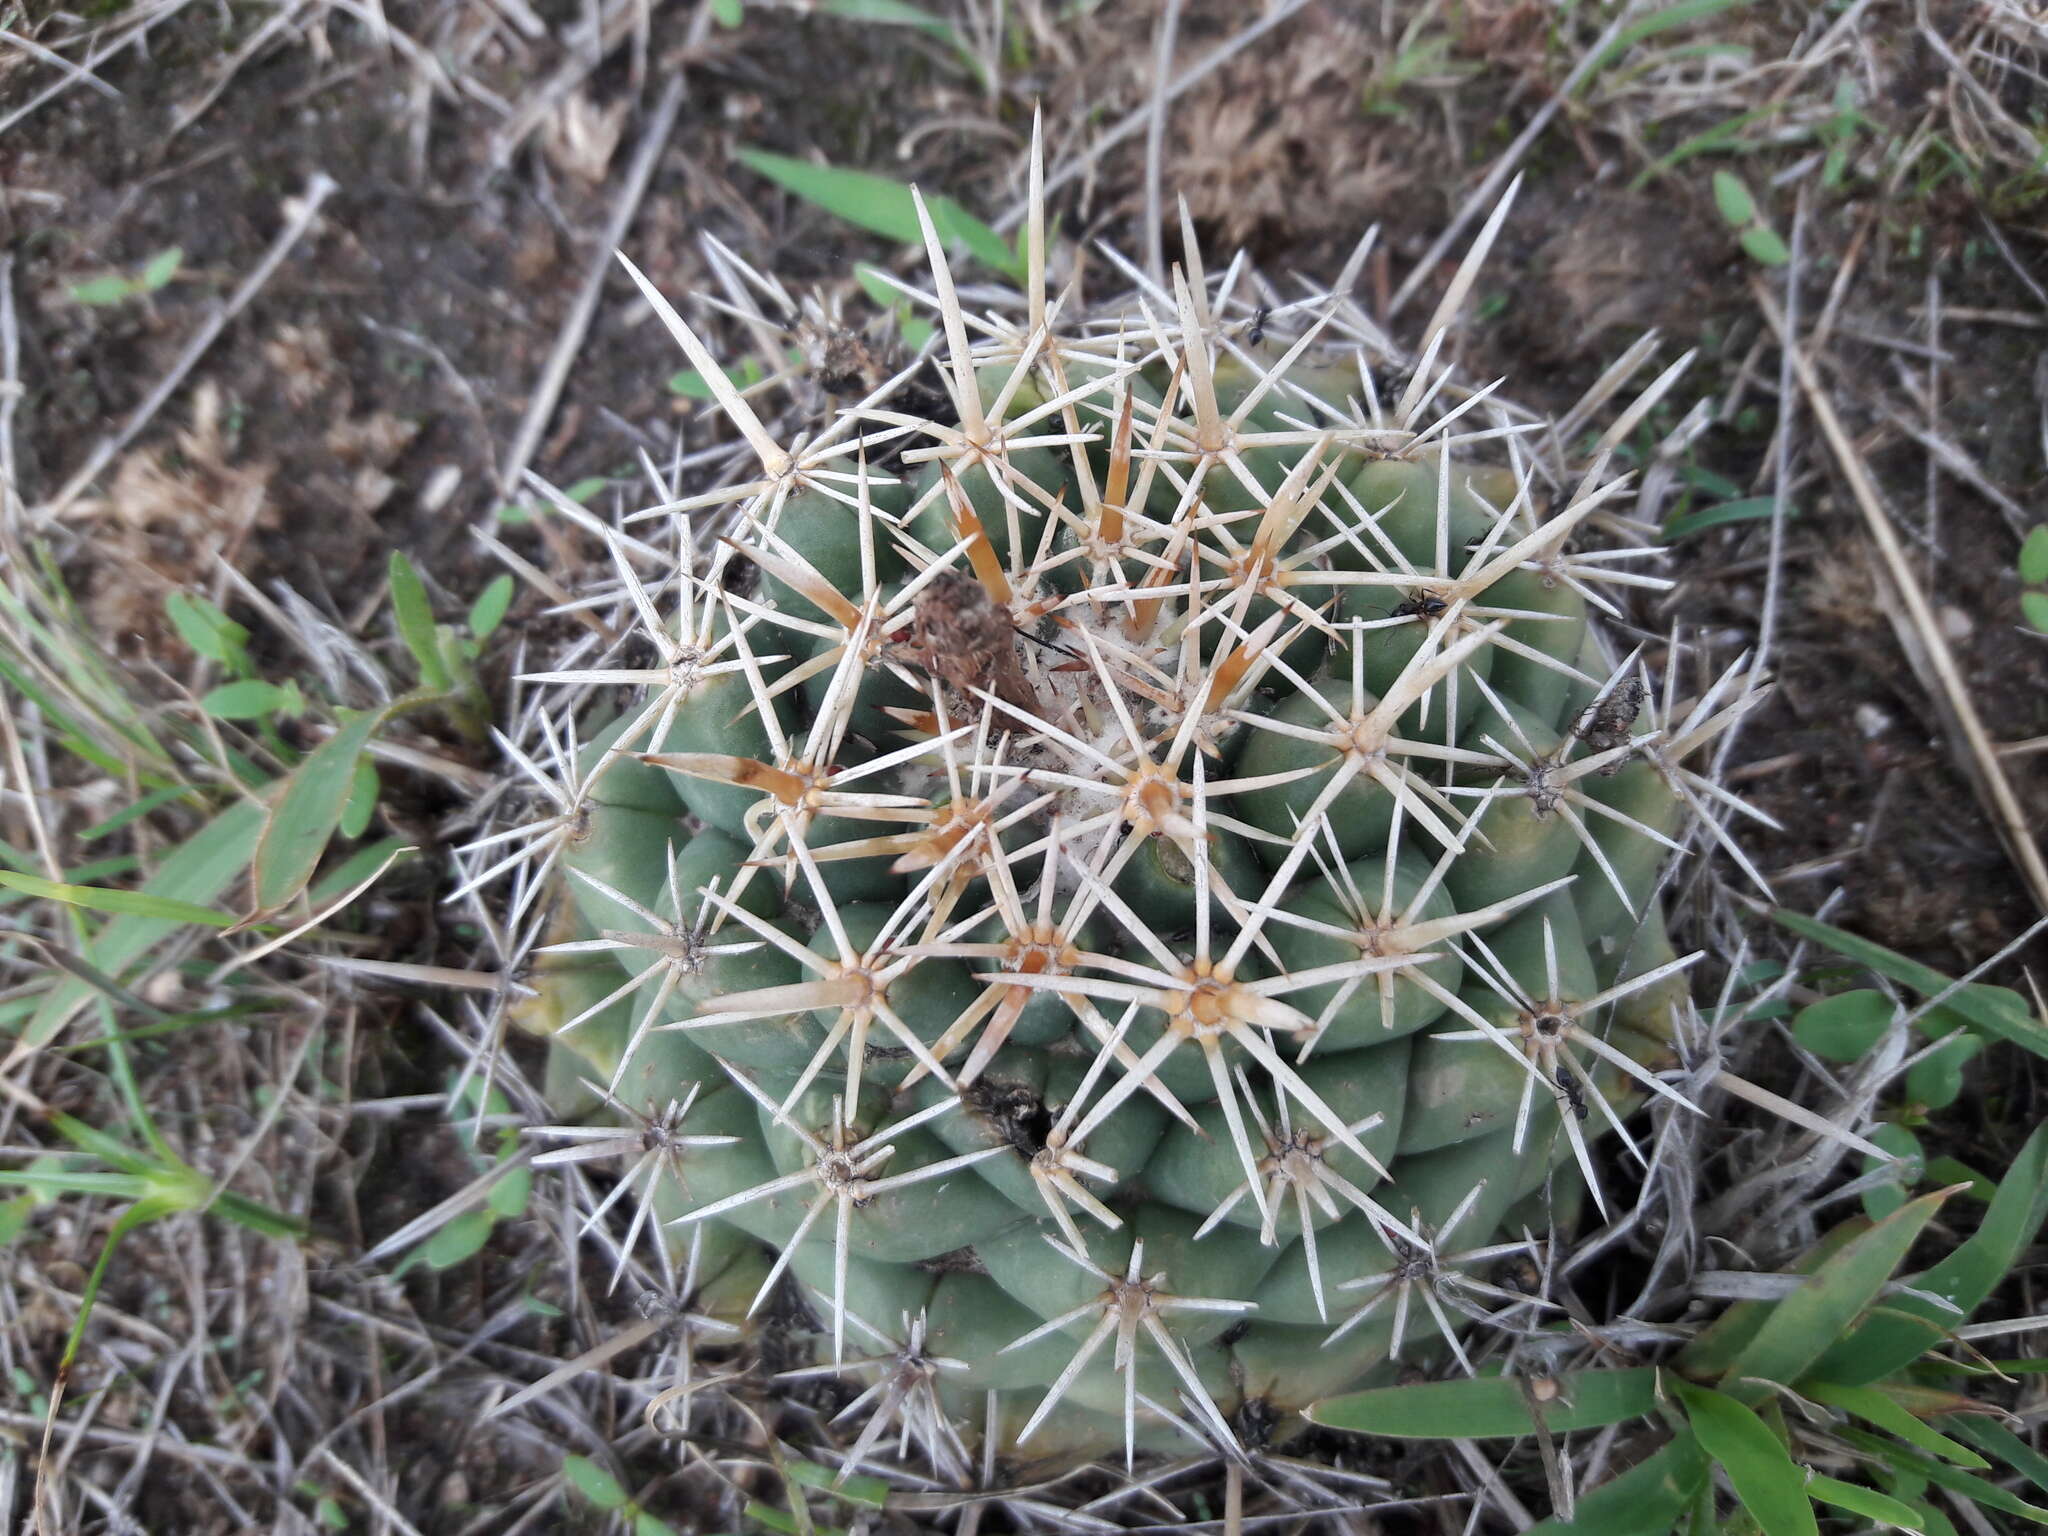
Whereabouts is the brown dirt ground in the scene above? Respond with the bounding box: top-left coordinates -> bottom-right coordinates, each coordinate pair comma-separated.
3,0 -> 2045,1529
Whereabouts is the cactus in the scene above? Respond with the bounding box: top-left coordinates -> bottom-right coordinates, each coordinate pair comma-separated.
490,147 -> 1765,1473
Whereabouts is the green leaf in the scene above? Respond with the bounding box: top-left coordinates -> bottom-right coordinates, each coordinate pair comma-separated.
1766,909 -> 2048,1062
1523,1434 -> 1711,1535
1713,169 -> 1759,226
0,870 -> 235,927
633,1512 -> 680,1536
2020,526 -> 2048,584
563,1454 -> 630,1511
1792,989 -> 1893,1062
486,1163 -> 532,1219
821,0 -> 954,33
1670,1380 -> 1819,1536
1805,1383 -> 1987,1468
1663,496 -> 1792,541
338,759 -> 379,842
26,800 -> 265,1048
405,1209 -> 495,1273
138,247 -> 183,292
1861,1122 -> 1923,1222
1943,1417 -> 2048,1499
670,354 -> 764,398
252,707 -> 389,912
200,679 -> 297,720
466,574 -> 515,641
710,0 -> 741,22
2023,591 -> 2048,633
1804,1476 -> 1925,1530
1714,1188 -> 1947,1395
735,147 -> 1020,277
164,591 -> 250,667
1838,1428 -> 2048,1523
1578,0 -> 1753,92
1905,1031 -> 1980,1110
1923,1156 -> 1994,1201
387,553 -> 452,692
782,1458 -> 891,1508
70,274 -> 136,306
1811,1120 -> 2048,1384
1741,225 -> 1792,267
1307,1367 -> 1660,1438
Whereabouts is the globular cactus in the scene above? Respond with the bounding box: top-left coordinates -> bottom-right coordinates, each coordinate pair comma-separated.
494,151 -> 1765,1472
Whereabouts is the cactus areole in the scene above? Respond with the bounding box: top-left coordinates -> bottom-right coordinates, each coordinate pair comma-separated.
503,165 -> 1762,1468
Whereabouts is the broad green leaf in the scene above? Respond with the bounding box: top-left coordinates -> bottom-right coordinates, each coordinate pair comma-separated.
1804,1476 -> 1924,1530
1671,1381 -> 1818,1536
735,147 -> 1020,277
1905,1032 -> 1980,1110
1812,1120 -> 2048,1384
633,1513 -> 679,1536
1713,169 -> 1758,226
2020,526 -> 2048,584
338,759 -> 379,842
0,870 -> 234,927
387,553 -> 452,691
1838,1428 -> 2048,1523
465,574 -> 515,640
69,274 -> 134,306
139,247 -> 183,292
1767,909 -> 2048,1061
164,591 -> 250,667
1741,226 -> 1792,267
1307,1367 -> 1660,1438
1805,1383 -> 1987,1468
669,354 -> 765,399
1791,989 -> 1893,1062
486,1163 -> 532,1219
2023,591 -> 2048,633
1663,496 -> 1793,541
25,800 -> 264,1047
1523,1434 -> 1710,1535
1923,1156 -> 1993,1201
562,1454 -> 629,1511
1861,1122 -> 1924,1221
201,679 -> 296,720
1715,1188 -> 1948,1397
405,1209 -> 494,1273
252,708 -> 389,912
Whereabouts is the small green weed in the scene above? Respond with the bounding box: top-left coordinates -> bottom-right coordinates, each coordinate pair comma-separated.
67,246 -> 182,307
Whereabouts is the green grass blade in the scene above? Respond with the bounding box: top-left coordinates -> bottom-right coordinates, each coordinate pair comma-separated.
252,708 -> 388,912
1671,1381 -> 1819,1536
734,147 -> 1020,277
1663,497 -> 1794,541
1576,0 -> 1751,94
1712,1189 -> 1949,1396
0,871 -> 236,928
1804,1383 -> 1987,1468
1804,1476 -> 1925,1530
1522,1434 -> 1709,1535
1307,1367 -> 1660,1438
1837,1428 -> 2048,1523
1942,1418 -> 2048,1499
24,800 -> 266,1048
1810,1120 -> 2048,1384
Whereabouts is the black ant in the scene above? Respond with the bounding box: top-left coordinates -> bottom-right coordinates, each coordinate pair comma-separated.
1246,304 -> 1270,346
1392,593 -> 1451,620
1554,1066 -> 1589,1123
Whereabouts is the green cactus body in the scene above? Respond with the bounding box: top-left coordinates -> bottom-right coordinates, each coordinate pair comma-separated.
499,183 -> 1764,1474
